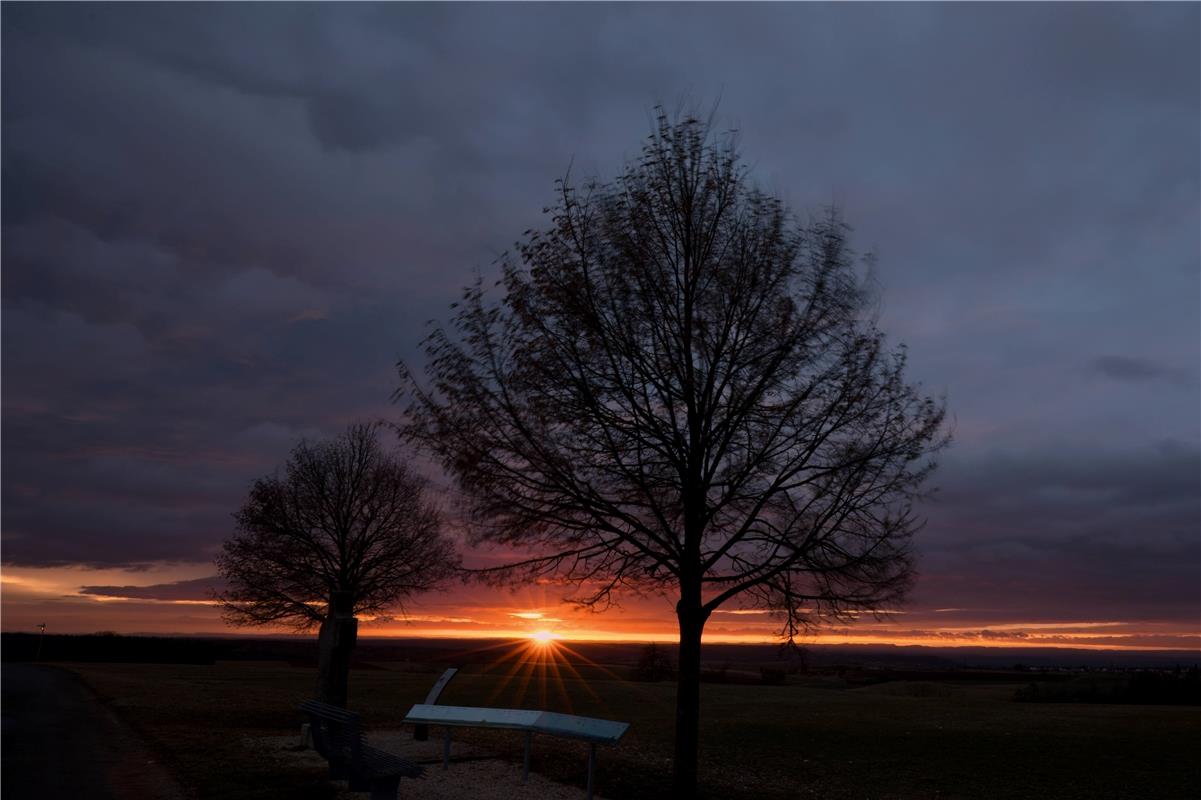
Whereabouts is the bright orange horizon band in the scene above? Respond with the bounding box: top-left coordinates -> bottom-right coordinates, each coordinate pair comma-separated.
3,563 -> 1198,653
4,614 -> 1197,653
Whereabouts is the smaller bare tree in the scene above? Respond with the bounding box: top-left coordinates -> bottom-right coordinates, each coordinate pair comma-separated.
216,423 -> 458,705
634,642 -> 676,682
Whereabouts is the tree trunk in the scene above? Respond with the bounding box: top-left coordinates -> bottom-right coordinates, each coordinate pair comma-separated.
316,591 -> 357,706
673,600 -> 707,798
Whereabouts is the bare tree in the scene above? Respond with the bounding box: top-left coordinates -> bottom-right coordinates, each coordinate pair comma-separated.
216,423 -> 458,706
634,641 -> 676,682
398,111 -> 947,796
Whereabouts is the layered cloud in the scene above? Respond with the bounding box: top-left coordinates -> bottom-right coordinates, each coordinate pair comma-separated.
2,4 -> 1198,639
78,576 -> 227,602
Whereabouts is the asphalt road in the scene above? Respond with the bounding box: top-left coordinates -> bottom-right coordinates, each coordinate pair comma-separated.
2,664 -> 185,800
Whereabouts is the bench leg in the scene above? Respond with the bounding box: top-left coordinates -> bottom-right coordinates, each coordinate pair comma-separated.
586,743 -> 596,800
523,730 -> 531,783
369,775 -> 401,800
443,728 -> 452,770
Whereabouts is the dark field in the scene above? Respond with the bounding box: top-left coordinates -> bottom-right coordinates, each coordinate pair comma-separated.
51,647 -> 1201,800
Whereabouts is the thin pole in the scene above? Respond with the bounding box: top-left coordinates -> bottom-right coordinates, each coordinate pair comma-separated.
523,730 -> 532,783
35,623 -> 46,662
443,728 -> 452,770
586,742 -> 596,800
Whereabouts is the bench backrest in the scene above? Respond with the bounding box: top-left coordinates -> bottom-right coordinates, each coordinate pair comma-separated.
300,699 -> 365,771
423,667 -> 459,704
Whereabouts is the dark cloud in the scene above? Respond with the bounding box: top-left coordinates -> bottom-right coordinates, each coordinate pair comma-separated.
2,4 -> 1198,630
78,576 -> 225,602
1088,355 -> 1191,385
913,440 -> 1201,622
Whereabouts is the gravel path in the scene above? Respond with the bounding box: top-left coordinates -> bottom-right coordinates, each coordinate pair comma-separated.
254,730 -> 609,800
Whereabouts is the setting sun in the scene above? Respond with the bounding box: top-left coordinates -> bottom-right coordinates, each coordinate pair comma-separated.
529,630 -> 559,645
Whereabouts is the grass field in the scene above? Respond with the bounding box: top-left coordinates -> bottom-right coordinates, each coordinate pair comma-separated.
63,657 -> 1200,800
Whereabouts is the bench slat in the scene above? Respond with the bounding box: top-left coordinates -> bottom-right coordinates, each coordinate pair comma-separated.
300,700 -> 424,783
300,699 -> 360,724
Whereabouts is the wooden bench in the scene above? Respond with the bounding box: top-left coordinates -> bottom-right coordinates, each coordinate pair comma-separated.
299,699 -> 423,800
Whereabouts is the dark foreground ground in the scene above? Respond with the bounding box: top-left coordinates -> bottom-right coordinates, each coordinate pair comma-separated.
10,654 -> 1196,800
1,664 -> 184,800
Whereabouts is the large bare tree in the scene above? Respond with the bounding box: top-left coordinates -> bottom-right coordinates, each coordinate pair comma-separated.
398,112 -> 947,796
217,423 -> 458,705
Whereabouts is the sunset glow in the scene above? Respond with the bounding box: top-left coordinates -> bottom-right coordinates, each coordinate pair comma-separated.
3,561 -> 1198,653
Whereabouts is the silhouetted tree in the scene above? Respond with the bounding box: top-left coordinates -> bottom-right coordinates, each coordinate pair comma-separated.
399,110 -> 946,796
634,641 -> 676,682
217,423 -> 458,705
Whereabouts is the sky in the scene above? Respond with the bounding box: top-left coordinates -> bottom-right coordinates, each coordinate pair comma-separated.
2,3 -> 1198,651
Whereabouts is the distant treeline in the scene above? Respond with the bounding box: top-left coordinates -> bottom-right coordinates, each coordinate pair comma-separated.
3,632 -> 218,664
1016,669 -> 1201,706
3,633 -> 1198,675
1,633 -> 479,666
0,633 -> 646,667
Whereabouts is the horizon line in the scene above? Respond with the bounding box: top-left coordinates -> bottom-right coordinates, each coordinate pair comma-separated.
5,628 -> 1199,655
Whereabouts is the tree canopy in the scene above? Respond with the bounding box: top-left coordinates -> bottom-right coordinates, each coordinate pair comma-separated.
399,110 -> 947,795
217,423 -> 458,629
